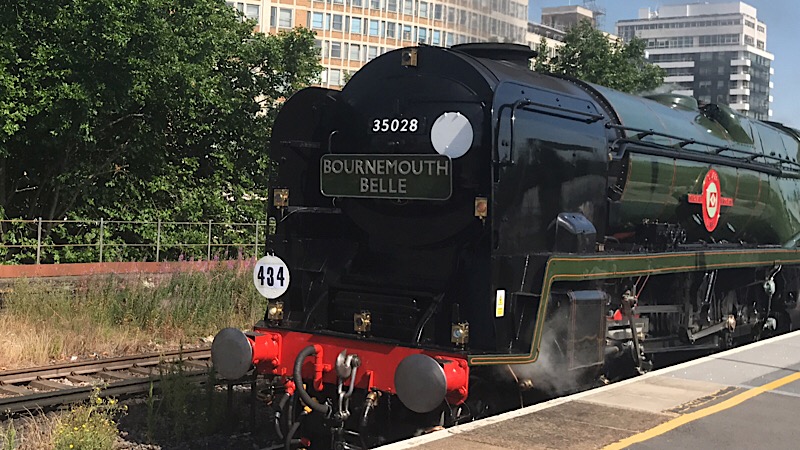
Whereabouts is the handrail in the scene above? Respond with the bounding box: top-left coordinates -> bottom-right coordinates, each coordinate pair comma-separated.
606,123 -> 800,171
0,219 -> 266,264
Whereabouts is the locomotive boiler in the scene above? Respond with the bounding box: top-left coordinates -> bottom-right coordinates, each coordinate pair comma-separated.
211,43 -> 800,449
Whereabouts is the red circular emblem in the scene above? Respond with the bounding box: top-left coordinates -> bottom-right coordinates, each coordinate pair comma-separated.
688,169 -> 734,233
701,170 -> 721,232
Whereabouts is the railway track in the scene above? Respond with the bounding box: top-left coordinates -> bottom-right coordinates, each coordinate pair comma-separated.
0,347 -> 211,414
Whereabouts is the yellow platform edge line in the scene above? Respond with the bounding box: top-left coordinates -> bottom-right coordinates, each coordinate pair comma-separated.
603,371 -> 800,450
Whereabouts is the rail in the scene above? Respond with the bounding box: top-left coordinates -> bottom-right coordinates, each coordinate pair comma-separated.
0,348 -> 212,414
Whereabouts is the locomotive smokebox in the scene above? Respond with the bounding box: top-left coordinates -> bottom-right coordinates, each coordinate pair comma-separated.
211,327 -> 254,380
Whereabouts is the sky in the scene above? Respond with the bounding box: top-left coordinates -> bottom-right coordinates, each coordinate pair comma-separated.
529,0 -> 800,128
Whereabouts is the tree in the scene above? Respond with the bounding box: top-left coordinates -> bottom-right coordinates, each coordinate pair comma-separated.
0,0 -> 320,232
534,21 -> 665,93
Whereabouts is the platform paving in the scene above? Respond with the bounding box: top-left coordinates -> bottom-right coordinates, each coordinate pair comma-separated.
380,330 -> 800,450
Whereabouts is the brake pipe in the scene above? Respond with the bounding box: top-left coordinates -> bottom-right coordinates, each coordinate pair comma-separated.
293,345 -> 332,416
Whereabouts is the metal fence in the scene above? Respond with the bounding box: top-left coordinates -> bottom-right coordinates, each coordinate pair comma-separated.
0,219 -> 267,264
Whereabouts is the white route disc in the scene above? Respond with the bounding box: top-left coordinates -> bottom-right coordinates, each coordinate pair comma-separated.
253,255 -> 291,299
430,112 -> 473,159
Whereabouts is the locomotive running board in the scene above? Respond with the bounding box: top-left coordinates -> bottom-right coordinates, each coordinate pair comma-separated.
468,248 -> 800,366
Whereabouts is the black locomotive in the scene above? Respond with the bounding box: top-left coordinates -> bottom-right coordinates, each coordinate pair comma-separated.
211,43 -> 800,449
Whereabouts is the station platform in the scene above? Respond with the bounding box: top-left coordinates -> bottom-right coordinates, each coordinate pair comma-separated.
380,330 -> 800,450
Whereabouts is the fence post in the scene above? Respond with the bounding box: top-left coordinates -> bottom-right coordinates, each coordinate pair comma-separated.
36,218 -> 42,264
254,221 -> 259,259
99,218 -> 104,263
207,220 -> 212,261
156,219 -> 161,262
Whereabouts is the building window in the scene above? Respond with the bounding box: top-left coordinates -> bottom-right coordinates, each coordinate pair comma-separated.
418,27 -> 427,44
757,40 -> 765,50
278,8 -> 292,28
419,1 -> 429,18
245,4 -> 259,22
402,25 -> 412,41
370,0 -> 380,9
386,22 -> 396,38
352,0 -> 363,6
432,30 -> 441,45
311,12 -> 324,29
330,42 -> 342,58
350,17 -> 362,34
227,2 -> 244,13
332,14 -> 343,31
367,46 -> 379,61
349,44 -> 361,61
434,4 -> 442,20
387,0 -> 397,12
329,69 -> 342,86
402,0 -> 413,15
699,34 -> 740,46
369,19 -> 380,36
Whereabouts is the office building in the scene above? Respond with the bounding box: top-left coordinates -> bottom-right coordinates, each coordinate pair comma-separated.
617,2 -> 774,119
227,0 -> 528,89
527,4 -> 610,66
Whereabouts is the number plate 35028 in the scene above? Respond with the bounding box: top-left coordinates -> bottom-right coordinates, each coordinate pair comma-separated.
370,117 -> 424,134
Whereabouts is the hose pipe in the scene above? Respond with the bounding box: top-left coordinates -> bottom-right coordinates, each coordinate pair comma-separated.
293,345 -> 332,416
273,392 -> 290,440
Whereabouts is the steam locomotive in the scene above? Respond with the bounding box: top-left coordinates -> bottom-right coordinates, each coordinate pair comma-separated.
211,43 -> 800,449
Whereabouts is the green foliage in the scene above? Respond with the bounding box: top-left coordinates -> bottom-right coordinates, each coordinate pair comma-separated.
0,0 -> 321,250
0,218 -> 266,264
0,420 -> 17,450
145,361 -> 227,443
534,21 -> 665,93
53,387 -> 126,450
5,266 -> 263,338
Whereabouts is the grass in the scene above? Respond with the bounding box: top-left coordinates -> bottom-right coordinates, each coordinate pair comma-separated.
0,389 -> 126,450
0,367 -> 254,449
1,420 -> 17,450
0,266 -> 265,369
52,388 -> 126,450
0,266 -> 265,447
144,360 -> 228,443
1,415 -> 57,450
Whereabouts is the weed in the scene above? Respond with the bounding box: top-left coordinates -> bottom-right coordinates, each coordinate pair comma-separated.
0,266 -> 264,368
52,387 -> 126,450
144,358 -> 228,444
0,420 -> 18,450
